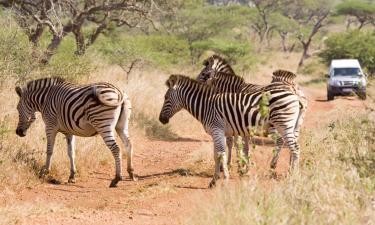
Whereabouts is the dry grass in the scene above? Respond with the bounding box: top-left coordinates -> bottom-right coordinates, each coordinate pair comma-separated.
185,111 -> 375,225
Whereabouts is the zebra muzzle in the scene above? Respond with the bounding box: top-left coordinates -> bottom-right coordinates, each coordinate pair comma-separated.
16,128 -> 26,137
159,115 -> 169,124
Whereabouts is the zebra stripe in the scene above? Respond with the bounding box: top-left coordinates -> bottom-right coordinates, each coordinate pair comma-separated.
15,77 -> 135,187
159,75 -> 301,187
197,55 -> 308,170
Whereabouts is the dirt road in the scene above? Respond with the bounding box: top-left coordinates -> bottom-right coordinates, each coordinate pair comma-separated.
1,85 -> 367,225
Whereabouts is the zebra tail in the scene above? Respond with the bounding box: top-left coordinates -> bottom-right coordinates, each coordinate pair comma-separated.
92,85 -> 124,107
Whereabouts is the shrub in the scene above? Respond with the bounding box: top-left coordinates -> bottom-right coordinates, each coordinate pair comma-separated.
319,31 -> 375,76
0,15 -> 38,84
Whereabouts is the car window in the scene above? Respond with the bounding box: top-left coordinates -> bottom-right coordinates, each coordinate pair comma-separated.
333,68 -> 361,76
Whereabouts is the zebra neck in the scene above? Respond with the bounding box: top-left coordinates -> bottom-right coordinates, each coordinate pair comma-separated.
29,87 -> 54,112
180,84 -> 214,123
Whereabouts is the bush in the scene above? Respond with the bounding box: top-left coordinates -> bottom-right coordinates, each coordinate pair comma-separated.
0,15 -> 38,84
192,38 -> 252,63
319,31 -> 375,76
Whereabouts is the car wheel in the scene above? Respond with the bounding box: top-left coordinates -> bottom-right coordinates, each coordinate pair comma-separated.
358,92 -> 366,100
327,91 -> 334,101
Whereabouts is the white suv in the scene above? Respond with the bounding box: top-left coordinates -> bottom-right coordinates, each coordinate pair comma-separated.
327,59 -> 367,100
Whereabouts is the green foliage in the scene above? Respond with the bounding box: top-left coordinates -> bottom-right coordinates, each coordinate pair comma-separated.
0,16 -> 38,84
320,31 -> 375,75
259,91 -> 271,118
192,38 -> 252,62
0,14 -> 95,83
336,1 -> 375,18
96,34 -> 190,69
44,35 -> 97,82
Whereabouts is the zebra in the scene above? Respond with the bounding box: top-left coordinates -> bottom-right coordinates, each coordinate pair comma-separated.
159,74 -> 301,187
15,77 -> 136,187
198,55 -> 308,170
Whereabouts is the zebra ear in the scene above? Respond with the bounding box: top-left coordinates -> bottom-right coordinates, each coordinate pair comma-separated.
15,86 -> 23,97
166,75 -> 178,89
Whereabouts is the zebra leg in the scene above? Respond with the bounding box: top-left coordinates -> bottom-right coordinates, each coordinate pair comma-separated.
40,130 -> 57,178
270,136 -> 284,169
294,105 -> 307,140
221,136 -> 234,172
116,128 -> 136,181
115,97 -> 136,181
99,131 -> 123,188
286,137 -> 300,171
209,131 -> 229,188
65,134 -> 77,183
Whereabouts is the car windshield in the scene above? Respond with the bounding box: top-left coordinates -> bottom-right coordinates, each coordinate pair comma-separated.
333,68 -> 361,76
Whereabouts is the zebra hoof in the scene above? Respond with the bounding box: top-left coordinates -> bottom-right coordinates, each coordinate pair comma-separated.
68,177 -> 76,183
129,173 -> 138,181
208,180 -> 216,188
109,176 -> 122,188
39,168 -> 49,179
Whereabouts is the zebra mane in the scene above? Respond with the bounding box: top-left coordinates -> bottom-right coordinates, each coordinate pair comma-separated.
25,77 -> 66,91
166,74 -> 214,90
204,54 -> 235,73
272,70 -> 297,84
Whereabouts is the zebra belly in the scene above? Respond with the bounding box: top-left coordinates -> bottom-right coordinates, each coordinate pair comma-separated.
58,118 -> 98,137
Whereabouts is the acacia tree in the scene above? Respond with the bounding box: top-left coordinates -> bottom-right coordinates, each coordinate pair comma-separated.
0,0 -> 155,63
247,0 -> 279,51
336,0 -> 375,30
271,13 -> 298,52
284,0 -> 333,67
164,0 -> 236,64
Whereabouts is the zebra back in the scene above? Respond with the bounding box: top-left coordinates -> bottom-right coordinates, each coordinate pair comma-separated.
22,77 -> 124,107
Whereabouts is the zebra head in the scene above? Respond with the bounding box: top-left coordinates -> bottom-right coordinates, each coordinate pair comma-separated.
197,55 -> 234,84
159,75 -> 184,124
15,86 -> 36,137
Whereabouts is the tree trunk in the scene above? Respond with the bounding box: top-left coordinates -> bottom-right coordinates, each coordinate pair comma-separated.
279,31 -> 287,52
72,26 -> 85,55
298,41 -> 309,67
29,24 -> 45,46
41,35 -> 63,64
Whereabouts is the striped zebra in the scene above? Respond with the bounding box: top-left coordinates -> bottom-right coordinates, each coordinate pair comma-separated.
15,77 -> 135,187
159,75 -> 301,187
198,55 -> 307,170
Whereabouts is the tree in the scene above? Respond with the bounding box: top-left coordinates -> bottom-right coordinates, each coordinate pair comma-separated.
271,13 -> 299,52
336,1 -> 375,30
284,0 -> 333,67
0,0 -> 154,63
164,1 -> 237,64
247,0 -> 280,51
319,31 -> 375,76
